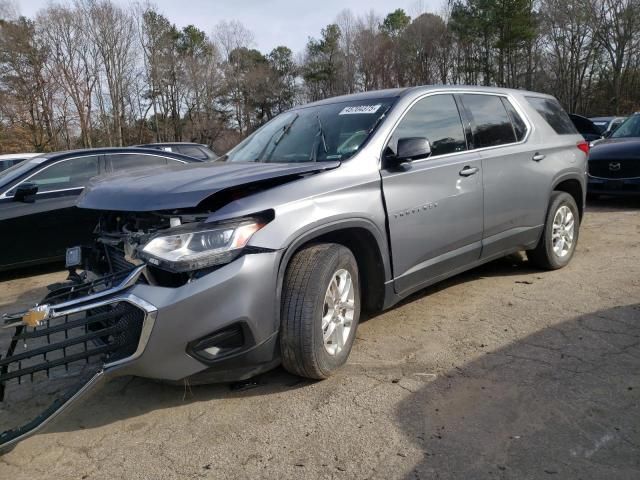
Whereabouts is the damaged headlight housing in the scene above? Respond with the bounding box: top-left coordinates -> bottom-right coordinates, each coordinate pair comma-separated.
140,219 -> 265,272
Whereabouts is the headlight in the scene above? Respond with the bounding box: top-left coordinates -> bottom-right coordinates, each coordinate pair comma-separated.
140,219 -> 264,272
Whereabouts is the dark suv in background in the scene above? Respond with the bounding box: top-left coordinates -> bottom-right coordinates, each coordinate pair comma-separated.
587,114 -> 640,197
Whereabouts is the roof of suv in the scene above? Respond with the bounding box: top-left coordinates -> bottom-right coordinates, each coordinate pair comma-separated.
301,85 -> 554,109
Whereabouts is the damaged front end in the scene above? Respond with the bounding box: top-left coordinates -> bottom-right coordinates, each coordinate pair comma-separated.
0,212 -> 194,449
0,206 -> 274,449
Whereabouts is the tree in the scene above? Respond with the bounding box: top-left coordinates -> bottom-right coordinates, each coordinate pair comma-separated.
39,4 -> 98,147
139,8 -> 180,142
594,0 -> 640,113
268,46 -> 298,114
81,0 -> 136,146
404,13 -> 448,85
380,9 -> 411,87
0,17 -> 58,151
303,24 -> 344,101
336,9 -> 358,93
539,0 -> 598,112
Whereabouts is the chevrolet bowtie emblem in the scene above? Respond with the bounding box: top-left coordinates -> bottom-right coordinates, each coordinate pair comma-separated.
609,162 -> 621,171
22,305 -> 50,327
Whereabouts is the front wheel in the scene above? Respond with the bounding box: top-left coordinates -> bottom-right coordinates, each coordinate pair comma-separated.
527,191 -> 580,270
280,243 -> 360,379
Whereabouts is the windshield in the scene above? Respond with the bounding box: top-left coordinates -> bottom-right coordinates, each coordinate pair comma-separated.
224,98 -> 396,163
611,115 -> 640,138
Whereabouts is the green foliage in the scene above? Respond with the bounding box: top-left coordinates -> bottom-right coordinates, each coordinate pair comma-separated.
303,24 -> 343,100
380,9 -> 411,37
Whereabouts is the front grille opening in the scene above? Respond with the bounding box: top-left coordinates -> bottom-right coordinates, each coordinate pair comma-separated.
187,324 -> 248,363
0,302 -> 144,440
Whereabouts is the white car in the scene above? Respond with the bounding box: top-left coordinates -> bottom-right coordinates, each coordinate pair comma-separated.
0,152 -> 40,172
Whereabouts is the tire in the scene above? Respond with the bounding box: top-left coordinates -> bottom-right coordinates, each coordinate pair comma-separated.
280,243 -> 361,379
527,191 -> 580,270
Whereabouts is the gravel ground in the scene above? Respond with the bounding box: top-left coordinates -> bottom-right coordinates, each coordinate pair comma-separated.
0,197 -> 639,479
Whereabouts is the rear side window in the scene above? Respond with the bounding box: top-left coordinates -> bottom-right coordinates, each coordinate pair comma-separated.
178,145 -> 208,160
461,94 -> 516,148
108,153 -> 172,172
388,94 -> 467,158
526,96 -> 578,134
501,98 -> 527,141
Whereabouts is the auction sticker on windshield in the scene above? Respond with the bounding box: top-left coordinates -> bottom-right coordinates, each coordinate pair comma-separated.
339,104 -> 382,115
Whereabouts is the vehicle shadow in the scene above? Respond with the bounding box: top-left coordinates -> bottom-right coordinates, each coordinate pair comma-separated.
394,303 -> 640,479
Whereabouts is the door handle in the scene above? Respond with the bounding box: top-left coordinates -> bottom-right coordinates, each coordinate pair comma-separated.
459,166 -> 479,177
532,152 -> 546,162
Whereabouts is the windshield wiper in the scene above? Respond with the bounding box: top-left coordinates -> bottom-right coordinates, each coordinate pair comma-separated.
367,104 -> 392,135
274,113 -> 299,146
317,115 -> 328,153
310,115 -> 328,162
253,113 -> 299,162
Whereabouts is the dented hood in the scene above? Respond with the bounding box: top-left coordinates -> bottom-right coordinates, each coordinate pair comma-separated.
77,161 -> 341,211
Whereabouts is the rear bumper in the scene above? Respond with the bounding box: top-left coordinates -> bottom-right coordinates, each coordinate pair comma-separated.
0,251 -> 282,448
587,175 -> 640,195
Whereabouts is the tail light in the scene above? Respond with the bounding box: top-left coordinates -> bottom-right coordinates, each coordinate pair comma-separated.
577,141 -> 589,155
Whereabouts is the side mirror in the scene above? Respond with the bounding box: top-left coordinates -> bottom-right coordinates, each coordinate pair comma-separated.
394,137 -> 432,163
13,182 -> 38,203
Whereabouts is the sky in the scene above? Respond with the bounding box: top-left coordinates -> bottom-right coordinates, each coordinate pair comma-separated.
17,0 -> 443,54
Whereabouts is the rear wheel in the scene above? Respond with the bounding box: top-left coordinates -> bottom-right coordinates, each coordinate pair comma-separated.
280,243 -> 360,379
527,191 -> 580,270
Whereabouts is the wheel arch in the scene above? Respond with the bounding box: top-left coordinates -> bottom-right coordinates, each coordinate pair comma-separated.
552,175 -> 585,219
277,219 -> 392,315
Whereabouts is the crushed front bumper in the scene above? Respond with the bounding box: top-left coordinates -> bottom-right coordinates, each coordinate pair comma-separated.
0,251 -> 281,449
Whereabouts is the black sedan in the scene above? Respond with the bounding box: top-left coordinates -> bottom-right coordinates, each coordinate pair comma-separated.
587,114 -> 640,198
0,147 -> 201,271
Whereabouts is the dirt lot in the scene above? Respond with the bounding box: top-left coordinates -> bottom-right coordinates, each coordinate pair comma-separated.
0,198 -> 639,480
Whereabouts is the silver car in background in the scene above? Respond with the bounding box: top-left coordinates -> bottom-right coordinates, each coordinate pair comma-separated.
1,86 -> 588,447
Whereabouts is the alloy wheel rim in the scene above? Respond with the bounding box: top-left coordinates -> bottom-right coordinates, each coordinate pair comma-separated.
321,269 -> 355,356
552,205 -> 575,258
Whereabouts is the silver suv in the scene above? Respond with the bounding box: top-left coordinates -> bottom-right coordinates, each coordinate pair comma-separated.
1,86 -> 588,447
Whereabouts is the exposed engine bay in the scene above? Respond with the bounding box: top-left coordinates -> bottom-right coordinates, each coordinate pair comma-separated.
0,205 -> 277,448
86,210 -> 211,285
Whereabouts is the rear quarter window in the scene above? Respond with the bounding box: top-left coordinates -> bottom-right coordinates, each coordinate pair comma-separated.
501,98 -> 527,141
526,96 -> 578,135
461,94 -> 517,148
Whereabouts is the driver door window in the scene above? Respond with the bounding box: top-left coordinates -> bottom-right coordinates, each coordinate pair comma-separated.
28,156 -> 99,193
388,94 -> 467,158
